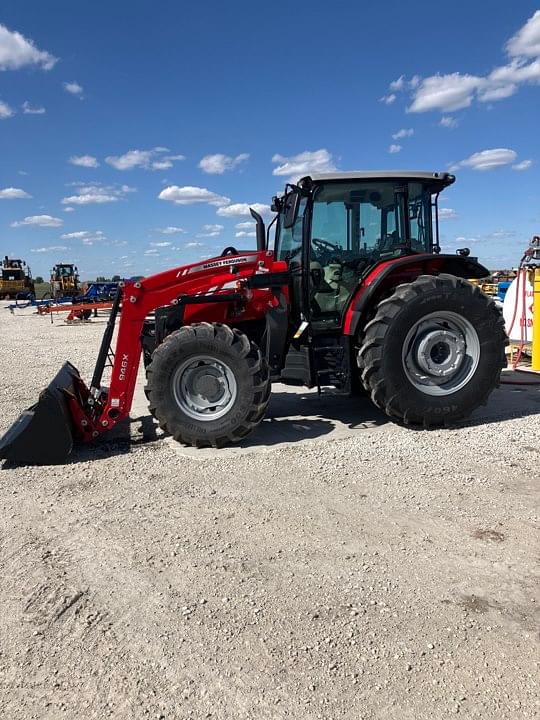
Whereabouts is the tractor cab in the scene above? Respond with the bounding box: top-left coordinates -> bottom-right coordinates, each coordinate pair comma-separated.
272,172 -> 456,332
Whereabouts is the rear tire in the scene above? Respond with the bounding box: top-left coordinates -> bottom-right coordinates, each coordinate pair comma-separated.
145,322 -> 271,448
357,274 -> 507,427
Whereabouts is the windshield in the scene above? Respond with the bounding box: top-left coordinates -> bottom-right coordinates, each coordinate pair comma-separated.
310,180 -> 433,263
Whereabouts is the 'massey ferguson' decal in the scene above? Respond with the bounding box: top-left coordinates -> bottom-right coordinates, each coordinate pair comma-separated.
181,255 -> 251,276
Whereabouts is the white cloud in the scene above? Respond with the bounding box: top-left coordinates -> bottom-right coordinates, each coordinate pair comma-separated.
0,100 -> 14,119
440,116 -> 458,128
150,241 -> 172,247
11,214 -> 63,227
185,242 -> 204,248
158,185 -> 230,206
235,221 -> 255,230
63,81 -> 83,96
60,230 -> 105,241
22,101 -> 45,114
451,148 -> 518,172
439,208 -> 458,220
216,202 -> 271,218
400,11 -> 540,114
409,73 -> 481,113
388,144 -> 402,154
199,153 -> 249,174
63,207 -> 75,212
69,154 -> 99,168
380,93 -> 396,105
197,223 -> 224,237
144,249 -> 159,256
235,230 -> 256,238
506,10 -> 540,57
106,149 -> 152,170
0,24 -> 57,71
389,76 -> 405,91
106,148 -> 184,171
155,226 -> 186,235
392,128 -> 414,140
61,183 -> 134,205
31,245 -> 68,253
151,160 -> 172,170
512,159 -> 532,171
272,149 -> 336,180
477,83 -> 517,102
0,187 -> 31,199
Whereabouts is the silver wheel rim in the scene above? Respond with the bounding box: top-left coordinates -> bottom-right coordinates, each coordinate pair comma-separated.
402,311 -> 480,396
172,355 -> 237,421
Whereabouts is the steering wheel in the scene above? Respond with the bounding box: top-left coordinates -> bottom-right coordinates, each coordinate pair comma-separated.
221,246 -> 239,256
312,238 -> 342,253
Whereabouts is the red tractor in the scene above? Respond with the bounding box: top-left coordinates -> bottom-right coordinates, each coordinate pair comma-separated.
0,171 -> 506,465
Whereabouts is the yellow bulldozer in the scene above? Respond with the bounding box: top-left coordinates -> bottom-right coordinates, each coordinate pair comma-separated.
0,256 -> 35,299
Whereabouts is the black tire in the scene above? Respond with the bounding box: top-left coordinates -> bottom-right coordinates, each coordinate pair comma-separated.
145,322 -> 271,448
357,274 -> 507,427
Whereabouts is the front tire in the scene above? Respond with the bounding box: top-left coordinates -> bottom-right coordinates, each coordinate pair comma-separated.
357,274 -> 507,427
145,322 -> 271,448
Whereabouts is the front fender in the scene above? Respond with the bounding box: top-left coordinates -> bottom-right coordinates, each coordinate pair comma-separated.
343,253 -> 490,336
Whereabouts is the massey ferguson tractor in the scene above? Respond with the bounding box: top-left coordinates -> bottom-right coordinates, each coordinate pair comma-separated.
0,171 -> 507,465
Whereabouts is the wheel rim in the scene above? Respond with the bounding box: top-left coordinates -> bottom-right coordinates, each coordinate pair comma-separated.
172,355 -> 237,421
402,311 -> 480,396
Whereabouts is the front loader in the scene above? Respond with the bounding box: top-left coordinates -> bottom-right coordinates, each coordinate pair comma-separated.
49,263 -> 81,299
0,171 -> 507,465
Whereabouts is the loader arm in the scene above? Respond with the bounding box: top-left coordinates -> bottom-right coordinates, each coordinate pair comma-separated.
0,250 -> 291,466
97,252 -> 286,433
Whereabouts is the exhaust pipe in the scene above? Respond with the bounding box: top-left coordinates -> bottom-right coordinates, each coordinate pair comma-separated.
250,208 -> 266,251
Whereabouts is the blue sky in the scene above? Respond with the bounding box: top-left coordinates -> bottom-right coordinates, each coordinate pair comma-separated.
0,0 -> 539,278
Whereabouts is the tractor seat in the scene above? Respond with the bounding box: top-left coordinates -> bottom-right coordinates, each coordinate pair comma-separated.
311,261 -> 350,316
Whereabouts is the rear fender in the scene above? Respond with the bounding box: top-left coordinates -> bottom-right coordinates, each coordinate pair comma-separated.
343,253 -> 490,337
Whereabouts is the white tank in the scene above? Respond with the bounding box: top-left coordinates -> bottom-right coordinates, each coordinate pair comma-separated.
502,270 -> 533,342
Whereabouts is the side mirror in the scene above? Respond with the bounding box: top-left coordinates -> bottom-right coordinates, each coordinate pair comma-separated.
283,191 -> 301,229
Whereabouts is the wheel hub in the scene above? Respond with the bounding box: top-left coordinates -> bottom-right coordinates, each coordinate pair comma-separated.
416,329 -> 465,377
172,355 -> 237,421
402,311 -> 480,397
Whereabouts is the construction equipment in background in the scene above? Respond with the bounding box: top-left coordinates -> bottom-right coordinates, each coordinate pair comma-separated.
48,263 -> 81,300
0,257 -> 35,300
0,170 -> 507,465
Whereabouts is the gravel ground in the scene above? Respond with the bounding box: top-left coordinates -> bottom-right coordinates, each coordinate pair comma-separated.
0,303 -> 539,719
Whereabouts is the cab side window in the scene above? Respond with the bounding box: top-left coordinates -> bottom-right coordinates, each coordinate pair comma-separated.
276,198 -> 307,265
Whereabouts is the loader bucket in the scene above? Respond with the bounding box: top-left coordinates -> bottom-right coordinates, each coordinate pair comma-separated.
0,362 -> 81,465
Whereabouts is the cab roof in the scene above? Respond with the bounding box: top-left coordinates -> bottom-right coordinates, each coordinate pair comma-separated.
300,171 -> 455,192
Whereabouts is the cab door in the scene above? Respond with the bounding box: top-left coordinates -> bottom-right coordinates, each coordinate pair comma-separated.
274,196 -> 308,325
